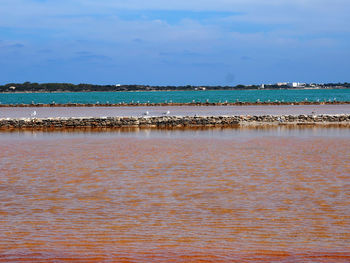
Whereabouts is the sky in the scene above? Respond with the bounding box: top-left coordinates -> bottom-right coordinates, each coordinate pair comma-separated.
0,0 -> 349,85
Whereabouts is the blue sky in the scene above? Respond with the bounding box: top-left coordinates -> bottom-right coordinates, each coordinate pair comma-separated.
0,0 -> 349,85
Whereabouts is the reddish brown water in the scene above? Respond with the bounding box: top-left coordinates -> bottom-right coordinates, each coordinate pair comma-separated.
1,129 -> 350,262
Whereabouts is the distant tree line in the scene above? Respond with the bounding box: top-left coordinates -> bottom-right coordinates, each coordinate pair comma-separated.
0,81 -> 349,92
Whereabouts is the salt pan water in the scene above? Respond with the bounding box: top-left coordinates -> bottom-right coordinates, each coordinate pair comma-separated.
1,128 -> 349,262
0,89 -> 349,105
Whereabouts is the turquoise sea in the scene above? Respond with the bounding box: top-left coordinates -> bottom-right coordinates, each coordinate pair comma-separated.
0,89 -> 349,105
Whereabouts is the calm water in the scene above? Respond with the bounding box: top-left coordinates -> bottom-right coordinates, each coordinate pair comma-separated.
1,89 -> 350,105
1,128 -> 350,262
2,105 -> 350,119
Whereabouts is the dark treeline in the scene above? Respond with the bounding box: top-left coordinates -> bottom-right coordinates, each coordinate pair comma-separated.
0,81 -> 349,92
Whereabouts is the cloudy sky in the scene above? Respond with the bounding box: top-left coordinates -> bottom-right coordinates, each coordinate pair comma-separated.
0,0 -> 349,85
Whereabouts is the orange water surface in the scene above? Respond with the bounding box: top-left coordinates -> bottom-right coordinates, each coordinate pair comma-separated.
0,129 -> 350,262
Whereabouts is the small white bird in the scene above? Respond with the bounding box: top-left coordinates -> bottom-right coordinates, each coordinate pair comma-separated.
31,110 -> 37,117
163,111 -> 170,115
144,111 -> 149,116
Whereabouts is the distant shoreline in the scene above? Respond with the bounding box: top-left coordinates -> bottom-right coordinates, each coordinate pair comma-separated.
1,81 -> 349,93
0,87 -> 349,94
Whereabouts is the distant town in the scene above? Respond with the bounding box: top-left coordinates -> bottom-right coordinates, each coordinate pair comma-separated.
0,81 -> 349,93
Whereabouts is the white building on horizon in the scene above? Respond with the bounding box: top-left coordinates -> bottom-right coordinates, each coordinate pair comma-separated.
287,82 -> 306,88
277,82 -> 288,86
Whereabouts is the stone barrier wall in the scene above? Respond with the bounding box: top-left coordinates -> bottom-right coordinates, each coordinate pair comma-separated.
1,101 -> 350,107
1,115 -> 350,129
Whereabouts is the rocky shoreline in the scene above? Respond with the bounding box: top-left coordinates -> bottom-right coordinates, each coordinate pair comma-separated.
1,115 -> 350,129
1,101 -> 350,107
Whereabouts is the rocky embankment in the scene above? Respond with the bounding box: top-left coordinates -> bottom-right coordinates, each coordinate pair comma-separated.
1,101 -> 350,107
1,115 -> 350,129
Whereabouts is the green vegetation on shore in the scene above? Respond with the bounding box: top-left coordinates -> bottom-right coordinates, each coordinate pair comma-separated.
0,82 -> 349,93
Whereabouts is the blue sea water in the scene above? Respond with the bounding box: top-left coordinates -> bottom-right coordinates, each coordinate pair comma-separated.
0,89 -> 349,105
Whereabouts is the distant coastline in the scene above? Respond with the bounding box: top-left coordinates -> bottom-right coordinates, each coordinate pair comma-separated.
1,82 -> 349,93
0,87 -> 348,94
